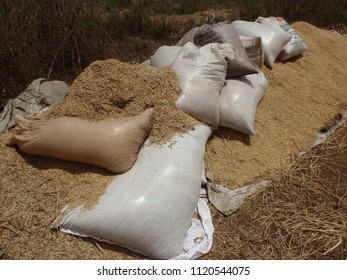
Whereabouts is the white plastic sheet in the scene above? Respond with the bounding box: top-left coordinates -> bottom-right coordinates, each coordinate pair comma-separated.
173,195 -> 214,260
299,111 -> 347,156
0,78 -> 69,132
206,171 -> 268,216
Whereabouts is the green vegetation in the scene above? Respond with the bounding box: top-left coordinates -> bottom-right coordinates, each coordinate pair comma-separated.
239,0 -> 346,23
0,0 -> 345,104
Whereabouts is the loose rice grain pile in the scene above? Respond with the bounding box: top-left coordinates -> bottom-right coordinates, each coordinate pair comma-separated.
48,59 -> 199,144
205,22 -> 347,188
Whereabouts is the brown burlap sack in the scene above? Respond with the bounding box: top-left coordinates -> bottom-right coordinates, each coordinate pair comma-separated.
6,108 -> 154,173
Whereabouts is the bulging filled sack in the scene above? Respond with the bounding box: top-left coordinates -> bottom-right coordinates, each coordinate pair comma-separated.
255,16 -> 308,61
193,23 -> 259,78
239,35 -> 265,69
57,124 -> 212,259
170,42 -> 229,127
231,20 -> 292,68
219,71 -> 268,135
177,27 -> 200,46
6,108 -> 154,173
150,45 -> 182,68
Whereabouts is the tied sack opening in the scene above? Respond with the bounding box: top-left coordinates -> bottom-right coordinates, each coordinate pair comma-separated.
6,108 -> 154,173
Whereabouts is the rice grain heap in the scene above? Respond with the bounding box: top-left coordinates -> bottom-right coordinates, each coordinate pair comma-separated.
48,59 -> 200,144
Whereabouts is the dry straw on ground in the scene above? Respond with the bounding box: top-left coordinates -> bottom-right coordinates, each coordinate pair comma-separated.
0,22 -> 346,260
205,121 -> 347,260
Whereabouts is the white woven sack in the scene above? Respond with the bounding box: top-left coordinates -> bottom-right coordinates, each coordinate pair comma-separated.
58,124 -> 212,260
231,20 -> 292,68
170,42 -> 230,127
255,16 -> 308,61
193,23 -> 259,78
219,71 -> 268,135
150,45 -> 182,68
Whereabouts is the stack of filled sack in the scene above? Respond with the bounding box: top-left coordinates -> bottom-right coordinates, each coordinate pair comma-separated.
151,16 -> 308,135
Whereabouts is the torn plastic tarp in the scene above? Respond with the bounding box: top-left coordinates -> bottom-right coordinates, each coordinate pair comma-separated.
0,78 -> 69,132
173,189 -> 214,260
206,171 -> 268,216
299,111 -> 347,155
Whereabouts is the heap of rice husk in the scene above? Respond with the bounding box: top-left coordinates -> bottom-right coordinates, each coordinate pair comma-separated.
0,21 -> 346,260
48,59 -> 199,144
205,22 -> 347,189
